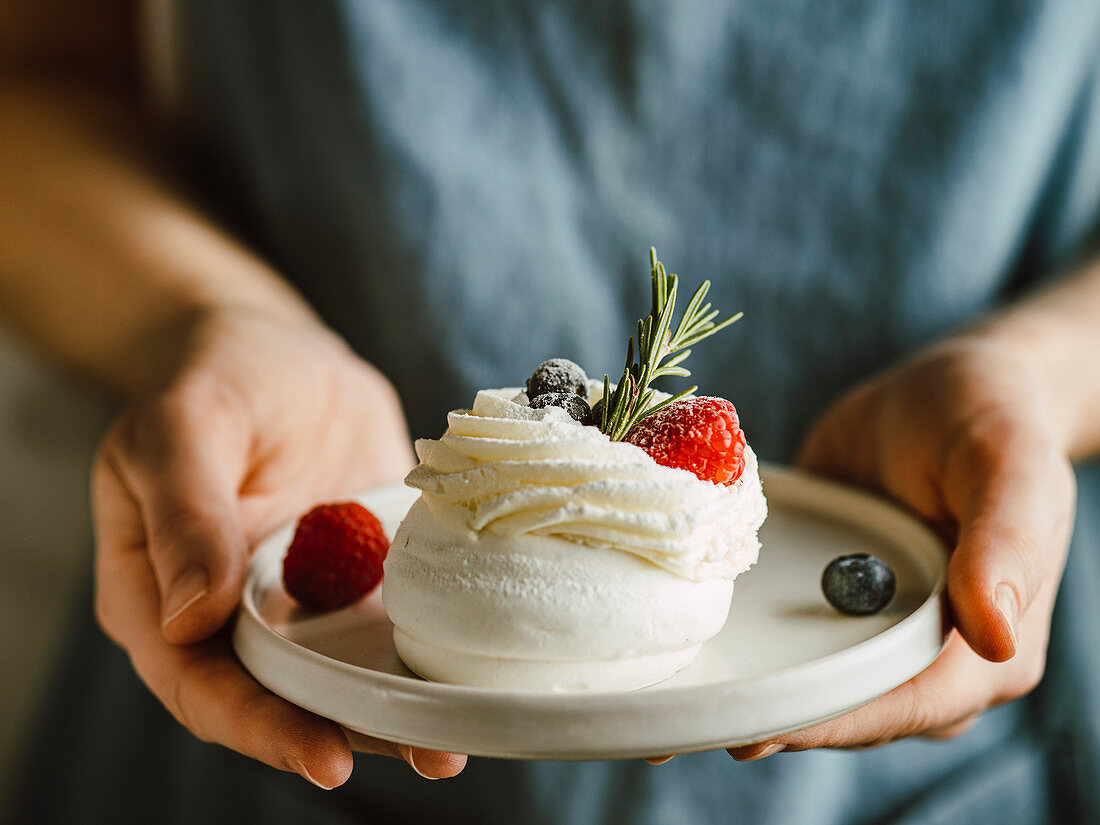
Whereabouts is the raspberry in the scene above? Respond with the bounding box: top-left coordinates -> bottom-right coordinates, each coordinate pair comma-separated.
282,502 -> 389,610
626,397 -> 747,485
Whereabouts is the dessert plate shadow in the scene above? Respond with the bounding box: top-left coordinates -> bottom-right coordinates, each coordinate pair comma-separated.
233,466 -> 948,760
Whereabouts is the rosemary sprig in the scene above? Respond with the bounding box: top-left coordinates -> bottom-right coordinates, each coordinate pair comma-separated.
599,248 -> 742,441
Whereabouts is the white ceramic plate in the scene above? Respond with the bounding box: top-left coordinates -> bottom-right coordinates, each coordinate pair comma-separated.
233,466 -> 948,760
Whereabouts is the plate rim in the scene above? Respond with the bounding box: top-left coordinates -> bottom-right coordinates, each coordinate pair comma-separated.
233,464 -> 949,756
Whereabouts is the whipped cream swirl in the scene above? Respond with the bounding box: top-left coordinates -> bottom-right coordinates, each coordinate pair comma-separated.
405,386 -> 766,581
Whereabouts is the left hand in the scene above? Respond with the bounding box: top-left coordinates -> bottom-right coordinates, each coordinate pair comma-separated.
92,308 -> 465,786
726,335 -> 1076,759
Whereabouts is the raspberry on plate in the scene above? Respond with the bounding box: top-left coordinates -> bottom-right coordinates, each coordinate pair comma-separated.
626,397 -> 747,485
283,502 -> 389,610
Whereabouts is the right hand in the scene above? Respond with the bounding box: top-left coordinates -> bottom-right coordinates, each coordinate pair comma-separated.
92,308 -> 467,787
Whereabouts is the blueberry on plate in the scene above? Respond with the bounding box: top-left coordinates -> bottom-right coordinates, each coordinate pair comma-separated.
526,358 -> 588,398
529,392 -> 592,424
821,553 -> 896,615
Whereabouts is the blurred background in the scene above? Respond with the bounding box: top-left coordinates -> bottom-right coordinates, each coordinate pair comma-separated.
0,327 -> 111,809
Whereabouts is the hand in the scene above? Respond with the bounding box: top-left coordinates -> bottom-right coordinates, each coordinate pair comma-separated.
92,308 -> 467,786
727,336 -> 1076,760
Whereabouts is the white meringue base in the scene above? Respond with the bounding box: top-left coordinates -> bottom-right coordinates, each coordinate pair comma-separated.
393,627 -> 703,692
384,499 -> 737,692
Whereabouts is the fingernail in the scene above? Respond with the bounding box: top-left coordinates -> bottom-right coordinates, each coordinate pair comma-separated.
994,583 -> 1019,652
746,743 -> 786,761
289,758 -> 334,790
645,755 -> 675,766
398,744 -> 438,780
163,566 -> 209,628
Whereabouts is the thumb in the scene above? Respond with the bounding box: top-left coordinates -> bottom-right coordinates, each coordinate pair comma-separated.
942,431 -> 1074,663
107,394 -> 251,645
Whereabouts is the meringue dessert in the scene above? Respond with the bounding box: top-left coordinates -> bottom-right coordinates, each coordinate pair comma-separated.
383,249 -> 767,691
383,386 -> 766,691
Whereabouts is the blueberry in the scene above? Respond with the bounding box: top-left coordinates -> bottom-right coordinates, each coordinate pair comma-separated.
590,397 -> 607,429
527,358 -> 588,399
821,553 -> 896,615
529,392 -> 593,424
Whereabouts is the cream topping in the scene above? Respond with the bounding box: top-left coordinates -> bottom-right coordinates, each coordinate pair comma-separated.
405,386 -> 766,581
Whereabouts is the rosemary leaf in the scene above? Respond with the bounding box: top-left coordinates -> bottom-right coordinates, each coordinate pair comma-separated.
599,248 -> 742,440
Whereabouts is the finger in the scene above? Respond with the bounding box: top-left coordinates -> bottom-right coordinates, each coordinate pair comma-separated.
942,426 -> 1074,662
795,384 -> 880,487
797,386 -> 953,531
342,730 -> 468,779
728,632 -> 984,755
923,713 -> 979,740
93,461 -> 354,788
728,743 -> 786,762
731,582 -> 1054,756
396,745 -> 468,780
107,387 -> 252,644
643,755 -> 676,766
